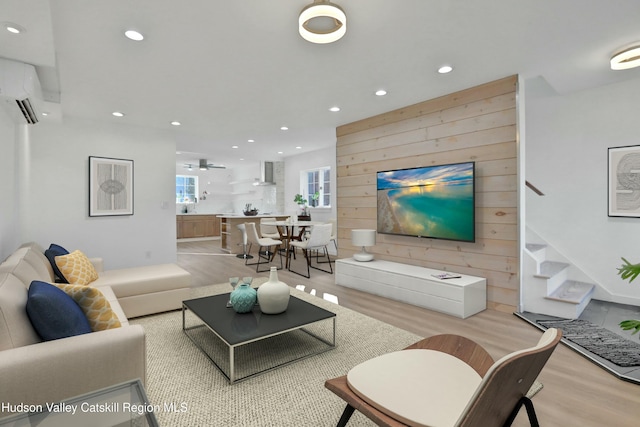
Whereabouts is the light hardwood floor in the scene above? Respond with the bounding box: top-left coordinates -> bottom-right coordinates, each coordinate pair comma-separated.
177,239 -> 640,427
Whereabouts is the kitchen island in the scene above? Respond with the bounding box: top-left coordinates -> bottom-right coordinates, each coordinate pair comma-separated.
177,214 -> 221,239
218,214 -> 289,254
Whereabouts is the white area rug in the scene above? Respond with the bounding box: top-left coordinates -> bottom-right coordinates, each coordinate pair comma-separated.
131,283 -> 421,426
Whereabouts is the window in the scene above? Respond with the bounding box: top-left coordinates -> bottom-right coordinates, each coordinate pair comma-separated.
300,167 -> 331,208
176,175 -> 198,203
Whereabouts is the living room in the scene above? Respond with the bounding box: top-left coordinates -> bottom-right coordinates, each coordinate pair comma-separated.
2,1 -> 640,425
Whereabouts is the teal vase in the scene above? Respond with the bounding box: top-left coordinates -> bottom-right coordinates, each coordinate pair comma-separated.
230,283 -> 257,313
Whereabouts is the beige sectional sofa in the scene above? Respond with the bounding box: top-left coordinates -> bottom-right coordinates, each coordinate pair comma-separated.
91,257 -> 191,318
0,242 -> 191,407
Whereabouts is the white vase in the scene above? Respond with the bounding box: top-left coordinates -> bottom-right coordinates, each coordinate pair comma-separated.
258,267 -> 290,314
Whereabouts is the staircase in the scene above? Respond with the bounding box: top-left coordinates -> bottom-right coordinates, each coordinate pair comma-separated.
522,230 -> 596,319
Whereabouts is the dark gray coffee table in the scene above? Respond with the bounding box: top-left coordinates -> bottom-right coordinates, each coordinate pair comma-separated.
182,292 -> 336,384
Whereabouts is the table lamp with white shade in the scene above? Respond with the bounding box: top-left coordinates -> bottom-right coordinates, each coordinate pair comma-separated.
351,229 -> 376,262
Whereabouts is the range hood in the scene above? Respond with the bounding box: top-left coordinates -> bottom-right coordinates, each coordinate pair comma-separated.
254,161 -> 275,186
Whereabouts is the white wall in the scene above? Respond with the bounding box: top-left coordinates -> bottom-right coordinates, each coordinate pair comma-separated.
23,117 -> 178,269
228,161 -> 283,215
284,145 -> 337,223
526,76 -> 640,303
174,161 -> 286,216
175,165 -> 234,214
0,108 -> 19,260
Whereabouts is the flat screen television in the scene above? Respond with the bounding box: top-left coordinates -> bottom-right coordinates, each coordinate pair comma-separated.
376,162 -> 475,242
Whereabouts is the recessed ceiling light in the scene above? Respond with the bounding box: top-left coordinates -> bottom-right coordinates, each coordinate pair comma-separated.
112,111 -> 125,117
296,146 -> 302,149
3,22 -> 26,34
277,151 -> 284,154
124,30 -> 144,41
438,65 -> 453,74
170,121 -> 181,126
375,89 -> 387,96
41,112 -> 49,116
231,145 -> 239,149
280,126 -> 289,131
248,139 -> 255,143
329,106 -> 341,112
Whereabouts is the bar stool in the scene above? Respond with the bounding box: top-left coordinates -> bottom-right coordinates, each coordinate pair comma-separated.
236,223 -> 253,259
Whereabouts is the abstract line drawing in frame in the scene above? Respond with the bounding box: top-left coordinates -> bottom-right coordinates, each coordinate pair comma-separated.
608,145 -> 640,217
89,156 -> 134,216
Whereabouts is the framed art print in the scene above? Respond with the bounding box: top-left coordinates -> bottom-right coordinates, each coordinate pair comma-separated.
89,156 -> 134,216
608,145 -> 640,217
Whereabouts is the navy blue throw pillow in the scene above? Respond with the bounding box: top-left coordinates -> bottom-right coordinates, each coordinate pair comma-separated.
44,243 -> 69,283
26,281 -> 92,341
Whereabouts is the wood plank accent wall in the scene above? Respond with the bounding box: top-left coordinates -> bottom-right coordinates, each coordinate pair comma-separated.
336,76 -> 519,313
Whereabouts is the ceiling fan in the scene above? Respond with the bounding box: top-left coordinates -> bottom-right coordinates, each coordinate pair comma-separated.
184,159 -> 226,170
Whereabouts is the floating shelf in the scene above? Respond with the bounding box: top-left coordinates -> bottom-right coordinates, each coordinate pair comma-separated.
228,179 -> 259,185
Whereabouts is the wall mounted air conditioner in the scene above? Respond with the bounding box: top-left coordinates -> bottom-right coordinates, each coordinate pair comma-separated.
0,58 -> 43,124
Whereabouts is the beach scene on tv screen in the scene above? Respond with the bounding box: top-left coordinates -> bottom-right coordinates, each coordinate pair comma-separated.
377,163 -> 474,241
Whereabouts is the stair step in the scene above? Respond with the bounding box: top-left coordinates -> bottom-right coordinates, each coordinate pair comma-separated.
535,261 -> 569,278
526,243 -> 546,252
545,280 -> 595,304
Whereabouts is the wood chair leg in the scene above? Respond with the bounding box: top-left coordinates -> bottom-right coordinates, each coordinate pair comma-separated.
268,245 -> 283,270
336,404 -> 356,427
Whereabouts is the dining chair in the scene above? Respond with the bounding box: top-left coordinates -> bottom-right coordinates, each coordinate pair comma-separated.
259,217 -> 281,239
325,328 -> 562,427
286,223 -> 333,278
243,222 -> 283,272
329,218 -> 338,251
259,217 -> 284,259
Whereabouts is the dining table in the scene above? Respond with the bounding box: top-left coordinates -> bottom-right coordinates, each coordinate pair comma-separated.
261,220 -> 326,269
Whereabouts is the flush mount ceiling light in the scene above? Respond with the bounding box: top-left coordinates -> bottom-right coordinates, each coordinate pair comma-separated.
299,0 -> 346,44
611,45 -> 640,70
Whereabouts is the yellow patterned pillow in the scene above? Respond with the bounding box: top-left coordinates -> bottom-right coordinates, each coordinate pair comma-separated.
55,250 -> 99,285
54,283 -> 121,331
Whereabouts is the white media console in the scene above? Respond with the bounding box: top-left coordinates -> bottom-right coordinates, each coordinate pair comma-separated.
335,258 -> 486,318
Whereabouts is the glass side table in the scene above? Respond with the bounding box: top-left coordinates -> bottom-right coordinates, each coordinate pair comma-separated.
0,379 -> 159,427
